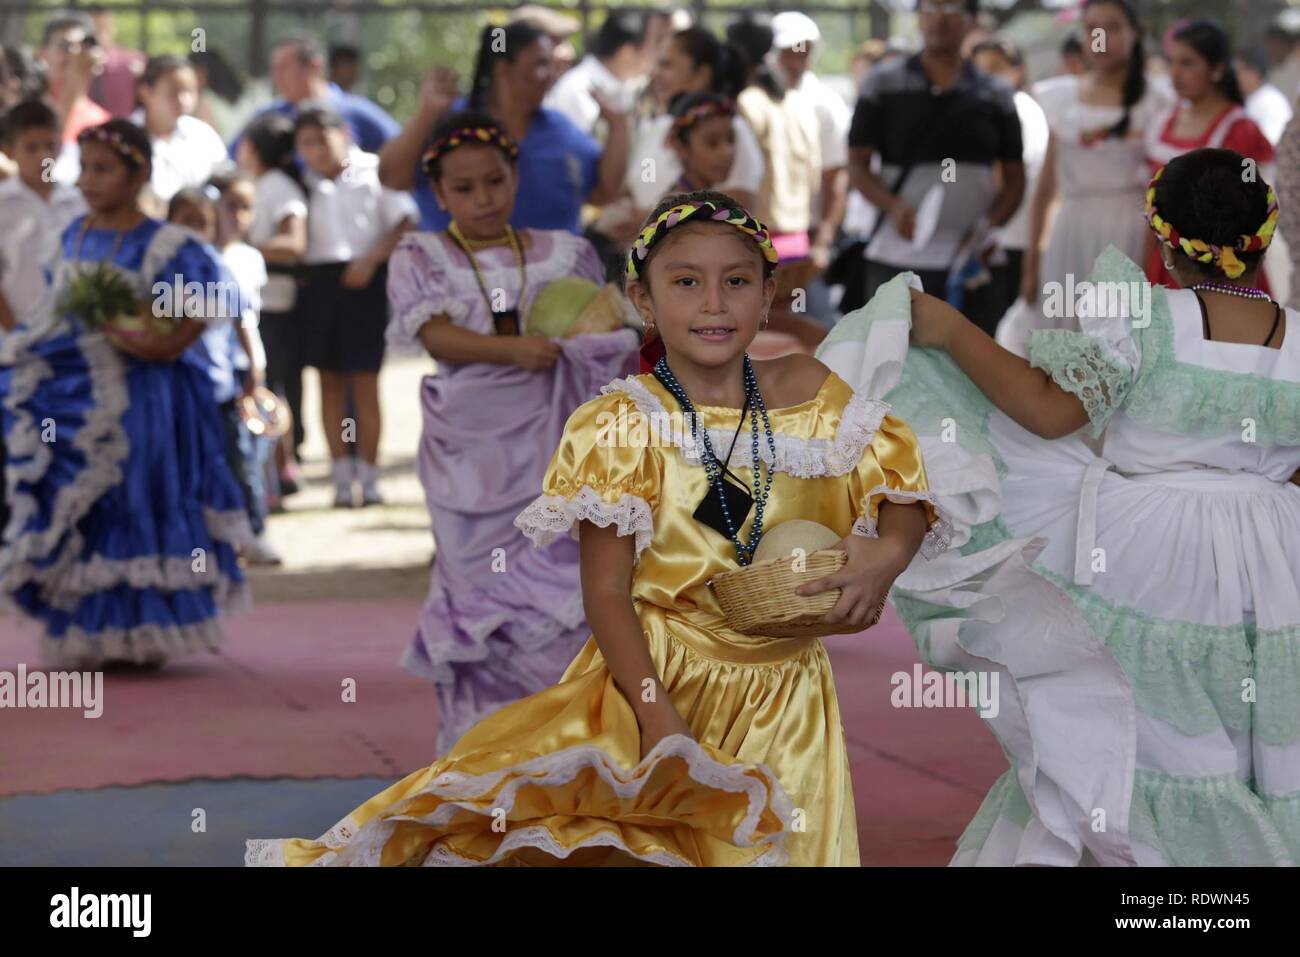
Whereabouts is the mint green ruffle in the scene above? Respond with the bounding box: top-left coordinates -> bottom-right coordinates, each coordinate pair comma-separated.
959,768 -> 1300,865
900,514 -> 1300,747
1130,770 -> 1298,865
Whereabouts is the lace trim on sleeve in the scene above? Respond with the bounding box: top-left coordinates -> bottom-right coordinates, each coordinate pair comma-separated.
386,298 -> 472,348
1028,329 -> 1134,436
514,486 -> 654,560
851,486 -> 954,561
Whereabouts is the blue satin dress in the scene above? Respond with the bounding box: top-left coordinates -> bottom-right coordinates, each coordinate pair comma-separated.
0,217 -> 251,666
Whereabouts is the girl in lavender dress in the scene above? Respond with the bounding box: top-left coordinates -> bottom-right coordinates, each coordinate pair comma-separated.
386,112 -> 639,753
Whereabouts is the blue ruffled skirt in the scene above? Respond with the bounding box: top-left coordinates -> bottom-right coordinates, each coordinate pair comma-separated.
0,321 -> 252,666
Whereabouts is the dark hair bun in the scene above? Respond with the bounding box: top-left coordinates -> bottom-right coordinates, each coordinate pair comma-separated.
1154,148 -> 1272,274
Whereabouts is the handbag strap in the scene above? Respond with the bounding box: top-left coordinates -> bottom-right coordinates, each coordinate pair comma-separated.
863,83 -> 967,248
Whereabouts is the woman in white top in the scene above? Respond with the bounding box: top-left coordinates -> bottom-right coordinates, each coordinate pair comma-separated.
1009,0 -> 1173,353
135,55 -> 229,209
235,113 -> 309,492
595,26 -> 765,252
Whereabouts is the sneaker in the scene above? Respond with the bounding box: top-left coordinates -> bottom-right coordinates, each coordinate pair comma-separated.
358,460 -> 384,507
331,458 -> 356,509
243,533 -> 283,566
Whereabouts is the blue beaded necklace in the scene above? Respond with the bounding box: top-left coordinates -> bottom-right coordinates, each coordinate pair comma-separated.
654,353 -> 777,566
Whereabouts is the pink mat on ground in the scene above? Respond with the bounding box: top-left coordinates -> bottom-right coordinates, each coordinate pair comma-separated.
0,602 -> 438,797
0,603 -> 1004,864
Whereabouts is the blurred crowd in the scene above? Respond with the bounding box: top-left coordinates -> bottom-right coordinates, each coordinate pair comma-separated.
4,2 -> 1300,540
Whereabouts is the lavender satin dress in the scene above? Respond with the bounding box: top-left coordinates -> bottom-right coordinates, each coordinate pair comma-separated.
387,229 -> 638,752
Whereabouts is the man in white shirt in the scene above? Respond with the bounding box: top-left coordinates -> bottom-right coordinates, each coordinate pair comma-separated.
545,11 -> 652,137
770,11 -> 851,270
0,98 -> 86,334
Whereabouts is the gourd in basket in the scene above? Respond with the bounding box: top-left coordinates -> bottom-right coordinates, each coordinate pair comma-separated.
710,520 -> 856,639
525,278 -> 631,338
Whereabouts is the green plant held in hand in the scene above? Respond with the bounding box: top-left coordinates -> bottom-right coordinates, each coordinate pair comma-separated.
58,264 -> 145,332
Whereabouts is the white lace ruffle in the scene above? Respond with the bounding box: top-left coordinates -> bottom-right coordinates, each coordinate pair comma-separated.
851,486 -> 955,561
393,230 -> 589,338
386,297 -> 472,349
244,733 -> 795,867
37,600 -> 248,668
514,487 -> 654,560
598,376 -> 891,478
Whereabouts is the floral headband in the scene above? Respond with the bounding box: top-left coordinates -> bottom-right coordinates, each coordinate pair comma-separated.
671,97 -> 736,139
422,124 -> 519,174
626,200 -> 779,281
78,126 -> 148,169
1144,165 -> 1279,280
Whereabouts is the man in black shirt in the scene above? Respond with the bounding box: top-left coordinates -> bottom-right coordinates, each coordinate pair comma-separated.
847,0 -> 1024,334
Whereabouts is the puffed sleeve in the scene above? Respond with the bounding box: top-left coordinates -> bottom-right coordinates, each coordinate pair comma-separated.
144,224 -> 235,324
385,233 -> 471,347
514,390 -> 659,561
847,412 -> 952,561
1026,245 -> 1146,436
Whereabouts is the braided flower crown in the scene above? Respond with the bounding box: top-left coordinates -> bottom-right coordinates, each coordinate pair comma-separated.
78,125 -> 149,169
625,199 -> 779,281
422,123 -> 520,176
671,97 -> 736,139
1144,165 -> 1279,280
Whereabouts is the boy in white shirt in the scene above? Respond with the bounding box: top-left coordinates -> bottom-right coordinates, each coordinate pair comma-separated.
0,98 -> 86,333
293,104 -> 416,508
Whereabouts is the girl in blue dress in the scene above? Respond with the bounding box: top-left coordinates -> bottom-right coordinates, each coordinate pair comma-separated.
0,120 -> 252,668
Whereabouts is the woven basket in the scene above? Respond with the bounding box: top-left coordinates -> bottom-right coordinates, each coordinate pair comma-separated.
709,548 -> 849,639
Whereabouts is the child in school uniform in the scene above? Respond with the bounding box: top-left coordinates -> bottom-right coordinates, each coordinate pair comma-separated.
293,104 -> 418,507
0,98 -> 86,540
235,114 -> 308,501
168,185 -> 280,566
209,170 -> 281,534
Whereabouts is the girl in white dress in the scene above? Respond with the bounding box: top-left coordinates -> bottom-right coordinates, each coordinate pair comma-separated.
1006,0 -> 1173,354
818,147 -> 1300,865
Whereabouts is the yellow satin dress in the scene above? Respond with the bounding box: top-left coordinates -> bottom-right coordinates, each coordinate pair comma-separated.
245,370 -> 944,867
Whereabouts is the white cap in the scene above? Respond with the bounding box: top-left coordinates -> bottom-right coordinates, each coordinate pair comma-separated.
771,12 -> 821,51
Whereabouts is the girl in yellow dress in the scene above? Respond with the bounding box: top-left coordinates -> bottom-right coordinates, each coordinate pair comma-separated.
245,190 -> 950,867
